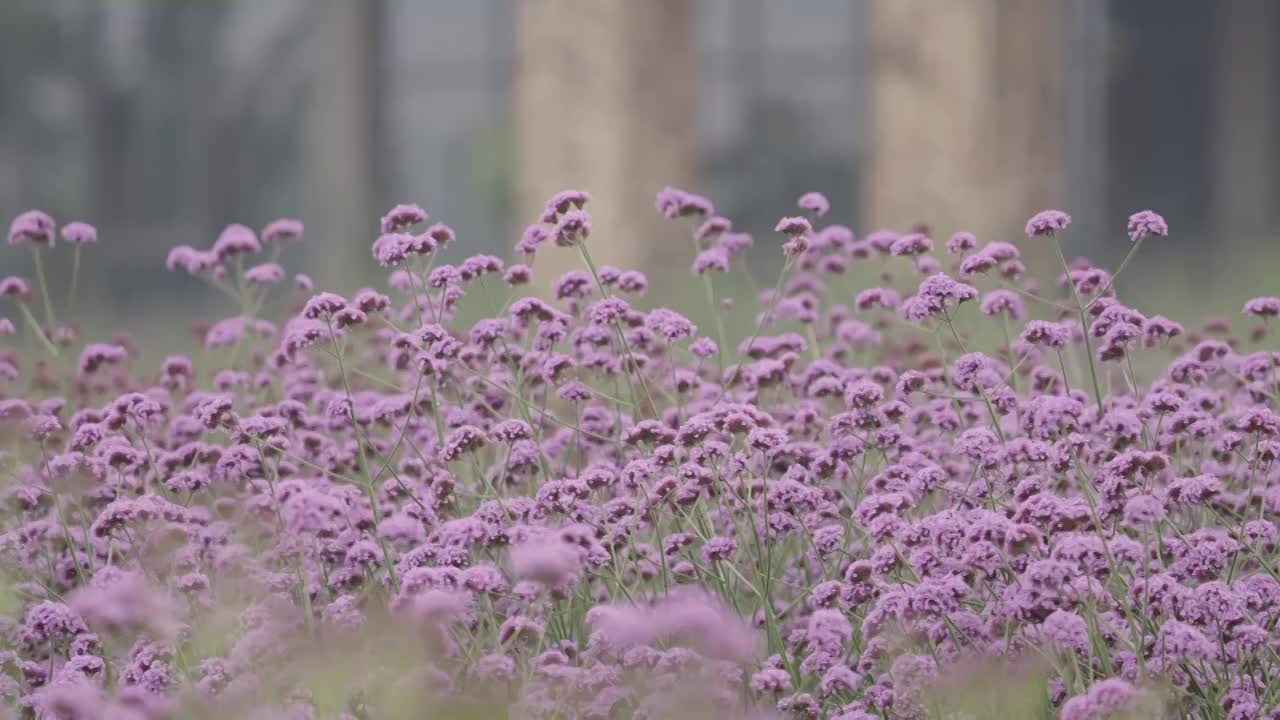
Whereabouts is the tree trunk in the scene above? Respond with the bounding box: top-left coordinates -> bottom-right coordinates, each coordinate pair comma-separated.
514,0 -> 696,291
864,0 -> 1065,246
302,0 -> 383,289
1209,0 -> 1279,253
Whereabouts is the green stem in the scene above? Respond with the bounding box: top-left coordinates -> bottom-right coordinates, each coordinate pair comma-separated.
1084,237 -> 1144,311
30,246 -> 57,332
16,302 -> 60,358
1052,235 -> 1106,418
66,245 -> 81,321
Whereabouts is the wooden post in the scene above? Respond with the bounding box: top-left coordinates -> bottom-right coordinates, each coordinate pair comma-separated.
514,0 -> 696,290
864,0 -> 1065,245
302,0 -> 383,289
1209,0 -> 1279,253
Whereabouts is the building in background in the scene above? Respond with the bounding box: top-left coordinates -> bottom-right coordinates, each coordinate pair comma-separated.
0,0 -> 1276,320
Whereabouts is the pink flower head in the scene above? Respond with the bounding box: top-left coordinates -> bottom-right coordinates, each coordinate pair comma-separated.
1243,296 -> 1280,319
516,224 -> 550,256
7,209 -> 55,246
1024,209 -> 1072,238
541,189 -> 591,223
655,187 -> 714,219
424,223 -> 456,250
946,232 -> 977,254
510,537 -> 580,587
798,191 -> 830,217
692,247 -> 730,275
694,216 -> 732,242
889,233 -> 933,257
244,263 -> 285,286
553,210 -> 591,247
504,264 -> 532,286
979,289 -> 1024,319
1126,209 -> 1167,241
381,203 -> 427,233
212,223 -> 261,260
78,343 -> 127,375
372,233 -> 413,267
775,216 -> 813,237
60,221 -> 98,245
302,292 -> 347,319
261,218 -> 304,243
1,276 -> 32,300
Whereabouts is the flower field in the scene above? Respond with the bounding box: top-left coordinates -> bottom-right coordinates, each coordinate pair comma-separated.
2,190 -> 1279,719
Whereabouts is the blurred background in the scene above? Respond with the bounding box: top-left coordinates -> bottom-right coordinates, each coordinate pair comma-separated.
1,0 -> 1277,336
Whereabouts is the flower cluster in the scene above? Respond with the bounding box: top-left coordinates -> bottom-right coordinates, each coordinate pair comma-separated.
1,193 -> 1278,720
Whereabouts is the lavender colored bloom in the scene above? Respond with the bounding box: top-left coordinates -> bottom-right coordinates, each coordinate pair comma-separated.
889,233 -> 932,257
1061,679 -> 1144,720
511,537 -> 580,587
1126,209 -> 1168,241
212,223 -> 261,259
262,218 -> 304,243
60,221 -> 98,245
1243,296 -> 1280,318
1,275 -> 33,299
693,247 -> 731,275
656,187 -> 714,219
541,189 -> 591,223
775,216 -> 812,237
553,210 -> 591,247
7,209 -> 55,246
701,536 -> 737,563
797,191 -> 830,217
244,263 -> 286,285
946,232 -> 977,254
381,203 -> 427,233
439,425 -> 487,462
979,289 -> 1024,319
1025,209 -> 1071,237
1040,609 -> 1089,653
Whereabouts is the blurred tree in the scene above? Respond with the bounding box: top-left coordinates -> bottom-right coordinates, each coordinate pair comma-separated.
302,0 -> 386,289
863,0 -> 1065,249
1209,0 -> 1279,257
706,97 -> 855,255
0,1 -> 316,307
514,0 -> 696,290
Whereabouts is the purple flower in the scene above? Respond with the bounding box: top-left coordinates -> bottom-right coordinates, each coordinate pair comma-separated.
244,263 -> 285,285
8,209 -> 55,246
60,221 -> 98,245
511,537 -> 580,587
553,210 -> 591,247
212,223 -> 261,259
656,187 -> 714,219
775,216 -> 813,237
1126,209 -> 1168,241
541,189 -> 591,223
797,191 -> 830,217
701,536 -> 737,563
1243,296 -> 1280,318
1025,209 -> 1072,237
889,233 -> 932,257
262,218 -> 304,243
381,203 -> 427,233
946,232 -> 977,254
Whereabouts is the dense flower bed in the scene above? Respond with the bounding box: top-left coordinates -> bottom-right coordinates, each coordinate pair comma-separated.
1,190 -> 1279,719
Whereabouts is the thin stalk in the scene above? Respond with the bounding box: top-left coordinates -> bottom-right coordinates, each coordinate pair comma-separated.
1084,237 -> 1145,310
66,245 -> 81,320
1052,235 -> 1106,418
30,246 -> 57,331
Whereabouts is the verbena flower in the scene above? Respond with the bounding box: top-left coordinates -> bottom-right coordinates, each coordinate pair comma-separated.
0,192 -> 1271,719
